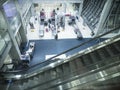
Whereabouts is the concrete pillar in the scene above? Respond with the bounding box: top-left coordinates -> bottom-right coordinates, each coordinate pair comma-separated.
31,4 -> 36,16
64,3 -> 67,13
64,3 -> 67,28
79,1 -> 83,16
94,0 -> 113,36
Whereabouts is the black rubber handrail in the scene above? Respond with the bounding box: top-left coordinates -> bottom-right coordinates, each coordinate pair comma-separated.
1,26 -> 120,73
25,54 -> 120,90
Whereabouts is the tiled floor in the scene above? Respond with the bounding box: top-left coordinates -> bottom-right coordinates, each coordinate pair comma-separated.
27,3 -> 92,40
27,16 -> 92,40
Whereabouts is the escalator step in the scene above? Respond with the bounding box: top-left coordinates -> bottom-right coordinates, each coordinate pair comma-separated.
69,60 -> 77,72
105,46 -> 114,56
97,48 -> 110,59
34,77 -> 39,81
96,50 -> 104,60
108,44 -> 120,55
75,58 -> 84,68
26,79 -> 38,88
9,83 -> 23,90
44,70 -> 51,81
50,68 -> 57,79
82,54 -> 93,66
90,51 -> 101,63
75,58 -> 88,74
38,72 -> 45,83
113,42 -> 120,52
62,63 -> 70,75
56,65 -> 63,77
22,82 -> 28,90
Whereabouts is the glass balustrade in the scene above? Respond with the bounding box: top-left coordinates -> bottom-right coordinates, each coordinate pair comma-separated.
0,35 -> 6,55
102,0 -> 120,35
2,0 -> 21,34
0,33 -> 11,56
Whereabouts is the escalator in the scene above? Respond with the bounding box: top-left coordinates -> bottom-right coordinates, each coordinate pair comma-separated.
1,26 -> 120,90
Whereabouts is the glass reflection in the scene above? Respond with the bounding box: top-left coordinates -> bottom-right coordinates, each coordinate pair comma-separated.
0,35 -> 6,55
3,0 -> 21,33
0,33 -> 11,55
103,0 -> 120,34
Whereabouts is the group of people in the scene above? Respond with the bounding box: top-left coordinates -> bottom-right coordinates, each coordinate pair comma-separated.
39,8 -> 65,40
39,8 -> 65,27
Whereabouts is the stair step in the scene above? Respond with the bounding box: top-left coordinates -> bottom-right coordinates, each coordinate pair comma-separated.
75,58 -> 88,74
50,68 -> 57,79
22,82 -> 28,90
44,70 -> 51,81
116,40 -> 120,47
90,51 -> 101,62
56,65 -> 63,77
69,60 -> 77,75
97,48 -> 110,59
26,79 -> 38,88
21,79 -> 29,86
9,83 -> 23,90
108,44 -> 120,55
28,73 -> 45,87
105,46 -> 114,56
62,63 -> 70,75
102,47 -> 111,57
82,54 -> 93,66
113,42 -> 120,52
75,58 -> 84,68
34,77 -> 39,81
38,72 -> 45,83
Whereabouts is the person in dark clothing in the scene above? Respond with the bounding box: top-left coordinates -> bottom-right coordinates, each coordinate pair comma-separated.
48,19 -> 51,29
40,9 -> 45,17
29,22 -> 34,29
51,9 -> 56,17
55,34 -> 58,40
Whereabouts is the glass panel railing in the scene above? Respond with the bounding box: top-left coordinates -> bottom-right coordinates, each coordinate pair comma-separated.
0,35 -> 6,55
0,33 -> 11,56
102,0 -> 120,35
3,0 -> 21,34
10,15 -> 21,34
4,33 -> 11,44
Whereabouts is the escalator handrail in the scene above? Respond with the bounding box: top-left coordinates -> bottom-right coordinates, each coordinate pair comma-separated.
1,26 -> 120,74
20,54 -> 120,90
22,53 -> 120,81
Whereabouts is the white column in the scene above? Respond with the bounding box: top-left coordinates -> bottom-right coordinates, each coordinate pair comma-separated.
79,0 -> 83,16
94,0 -> 113,36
